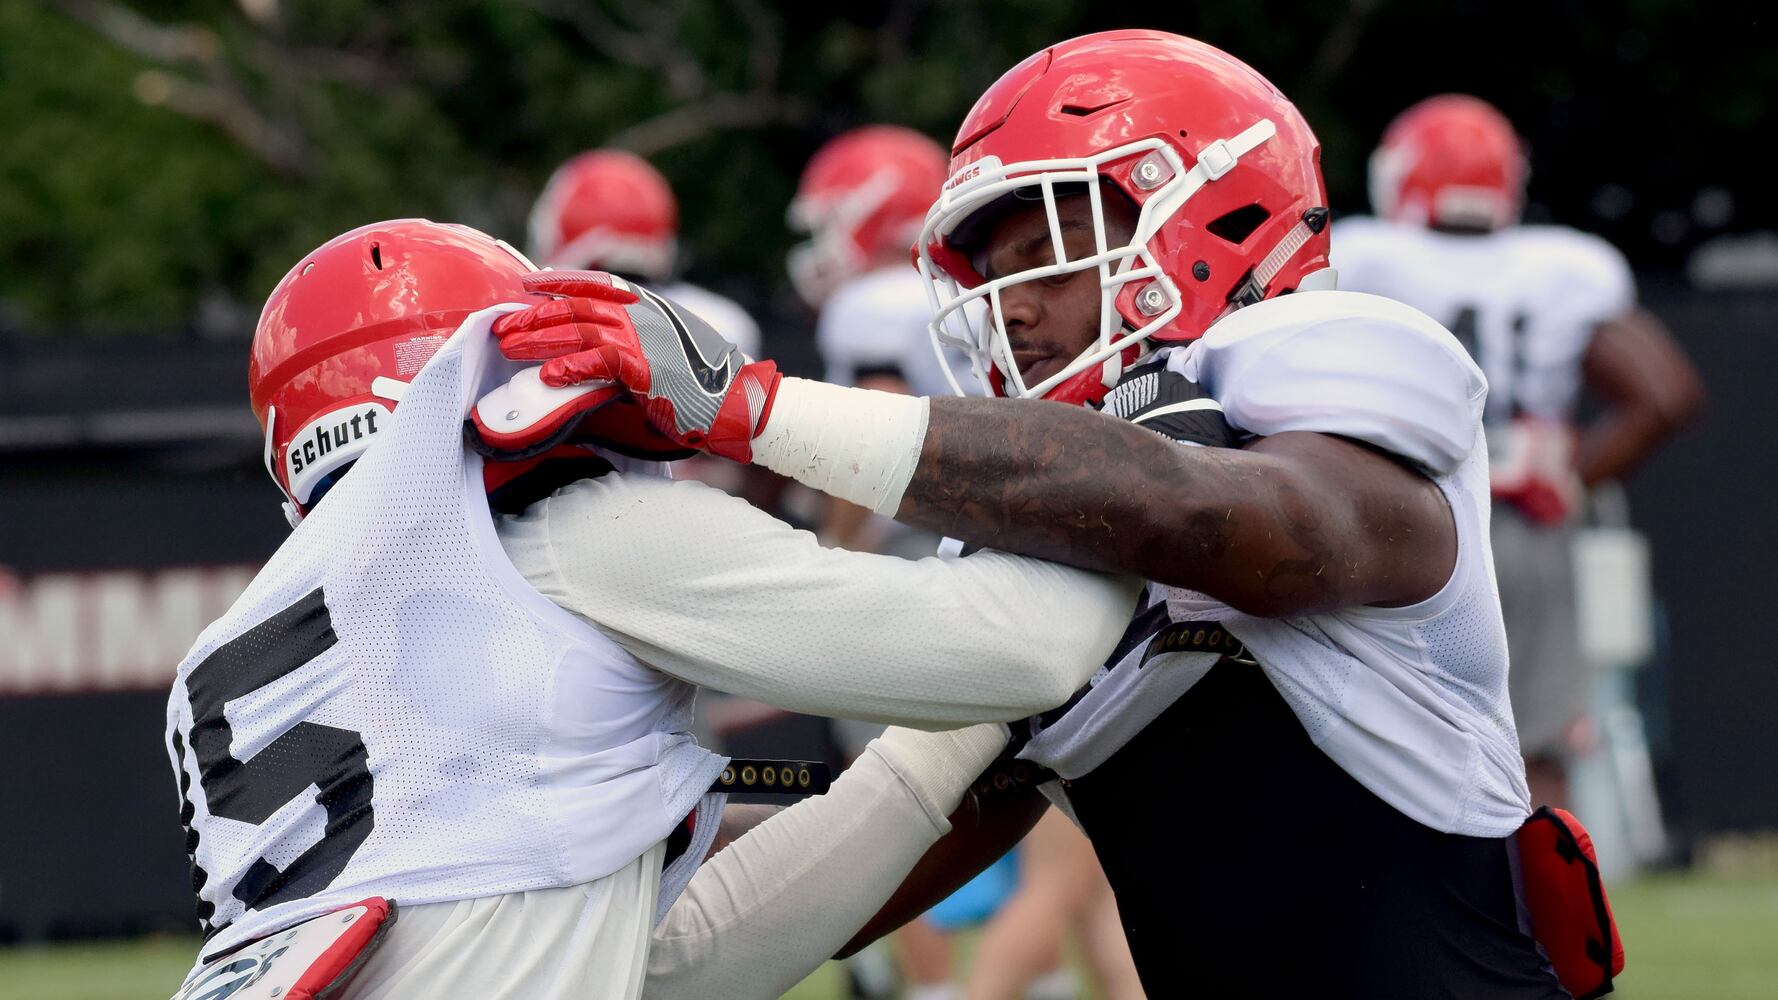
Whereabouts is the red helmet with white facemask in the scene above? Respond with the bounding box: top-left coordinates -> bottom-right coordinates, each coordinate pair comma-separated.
788,125 -> 949,307
528,150 -> 679,280
251,220 -> 548,523
917,29 -> 1333,406
254,220 -> 689,526
1369,95 -> 1526,233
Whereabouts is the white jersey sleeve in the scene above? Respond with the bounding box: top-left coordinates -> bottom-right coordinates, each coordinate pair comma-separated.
1182,290 -> 1487,474
656,281 -> 762,359
495,474 -> 1141,727
646,723 -> 1008,1000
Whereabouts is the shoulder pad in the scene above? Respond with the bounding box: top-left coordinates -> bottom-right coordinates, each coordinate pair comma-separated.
1512,226 -> 1635,322
1184,291 -> 1485,474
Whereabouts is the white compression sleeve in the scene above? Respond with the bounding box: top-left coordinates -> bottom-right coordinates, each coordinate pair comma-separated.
750,376 -> 929,516
498,474 -> 1141,728
645,723 -> 1009,1000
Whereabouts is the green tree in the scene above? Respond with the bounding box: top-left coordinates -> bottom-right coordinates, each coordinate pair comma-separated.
1,1 -> 1768,336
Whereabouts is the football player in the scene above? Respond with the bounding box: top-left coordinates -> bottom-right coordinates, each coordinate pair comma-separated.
492,30 -> 1583,997
530,148 -> 759,357
1333,95 -> 1704,809
529,148 -> 771,502
790,125 -> 951,389
164,220 -> 1136,999
789,125 -> 957,554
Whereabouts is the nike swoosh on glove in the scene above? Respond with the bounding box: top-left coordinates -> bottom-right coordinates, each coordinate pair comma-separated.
492,270 -> 782,463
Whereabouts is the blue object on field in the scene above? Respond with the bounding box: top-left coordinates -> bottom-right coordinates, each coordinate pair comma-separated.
923,849 -> 1019,931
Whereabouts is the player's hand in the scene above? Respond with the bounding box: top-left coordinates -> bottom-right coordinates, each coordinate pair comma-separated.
1490,417 -> 1582,525
492,270 -> 782,463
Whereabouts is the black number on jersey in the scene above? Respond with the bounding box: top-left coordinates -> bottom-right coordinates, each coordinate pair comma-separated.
175,588 -> 373,936
1449,304 -> 1530,423
1449,306 -> 1481,361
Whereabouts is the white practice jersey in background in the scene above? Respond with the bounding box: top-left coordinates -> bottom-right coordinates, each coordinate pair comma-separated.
165,307 -> 724,959
656,281 -> 761,360
1016,291 -> 1532,839
1331,217 -> 1634,427
817,265 -> 967,396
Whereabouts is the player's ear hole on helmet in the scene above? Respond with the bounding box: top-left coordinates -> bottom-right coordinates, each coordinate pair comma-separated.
1205,204 -> 1271,245
306,462 -> 355,511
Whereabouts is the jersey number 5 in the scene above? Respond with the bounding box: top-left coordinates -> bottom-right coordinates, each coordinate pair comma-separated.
172,588 -> 374,935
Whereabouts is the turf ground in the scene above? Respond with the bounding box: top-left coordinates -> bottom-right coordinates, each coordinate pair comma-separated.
5,873 -> 1774,1000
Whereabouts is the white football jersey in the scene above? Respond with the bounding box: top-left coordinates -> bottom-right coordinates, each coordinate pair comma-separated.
1014,291 -> 1531,839
817,265 -> 968,397
1331,217 -> 1634,427
657,281 -> 761,359
165,307 -> 725,957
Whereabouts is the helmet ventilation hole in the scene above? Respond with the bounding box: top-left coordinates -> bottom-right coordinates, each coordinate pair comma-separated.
370,243 -> 383,269
1059,99 -> 1129,117
1205,204 -> 1271,244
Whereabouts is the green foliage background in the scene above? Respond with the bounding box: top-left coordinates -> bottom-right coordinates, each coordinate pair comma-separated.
1,0 -> 1768,335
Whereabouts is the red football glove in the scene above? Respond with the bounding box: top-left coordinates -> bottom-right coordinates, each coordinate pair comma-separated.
492,271 -> 781,463
1489,417 -> 1581,526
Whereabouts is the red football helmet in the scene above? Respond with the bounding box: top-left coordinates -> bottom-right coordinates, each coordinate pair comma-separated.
251,220 -> 544,521
1369,94 -> 1526,232
787,125 -> 949,307
528,150 -> 678,279
916,29 -> 1333,405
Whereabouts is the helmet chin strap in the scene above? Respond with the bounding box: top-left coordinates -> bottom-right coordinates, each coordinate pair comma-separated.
1023,338 -> 1145,406
263,404 -> 305,528
370,376 -> 410,402
1101,351 -> 1123,389
262,405 -> 280,485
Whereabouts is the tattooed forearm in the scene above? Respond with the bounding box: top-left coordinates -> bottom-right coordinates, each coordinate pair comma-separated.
897,398 -> 1452,615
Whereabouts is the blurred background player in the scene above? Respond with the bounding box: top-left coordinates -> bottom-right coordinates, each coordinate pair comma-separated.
788,125 -> 961,555
530,147 -> 764,501
530,148 -> 760,358
1332,95 -> 1705,811
788,122 -> 974,999
788,125 -> 1141,1000
788,123 -> 973,1000
959,810 -> 1144,1000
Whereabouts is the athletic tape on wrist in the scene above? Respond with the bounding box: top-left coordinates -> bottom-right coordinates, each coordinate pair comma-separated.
749,377 -> 929,516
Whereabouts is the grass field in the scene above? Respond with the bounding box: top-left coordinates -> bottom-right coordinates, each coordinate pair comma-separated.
5,873 -> 1774,999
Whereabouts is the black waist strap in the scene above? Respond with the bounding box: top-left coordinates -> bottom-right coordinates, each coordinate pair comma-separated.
712,758 -> 831,797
